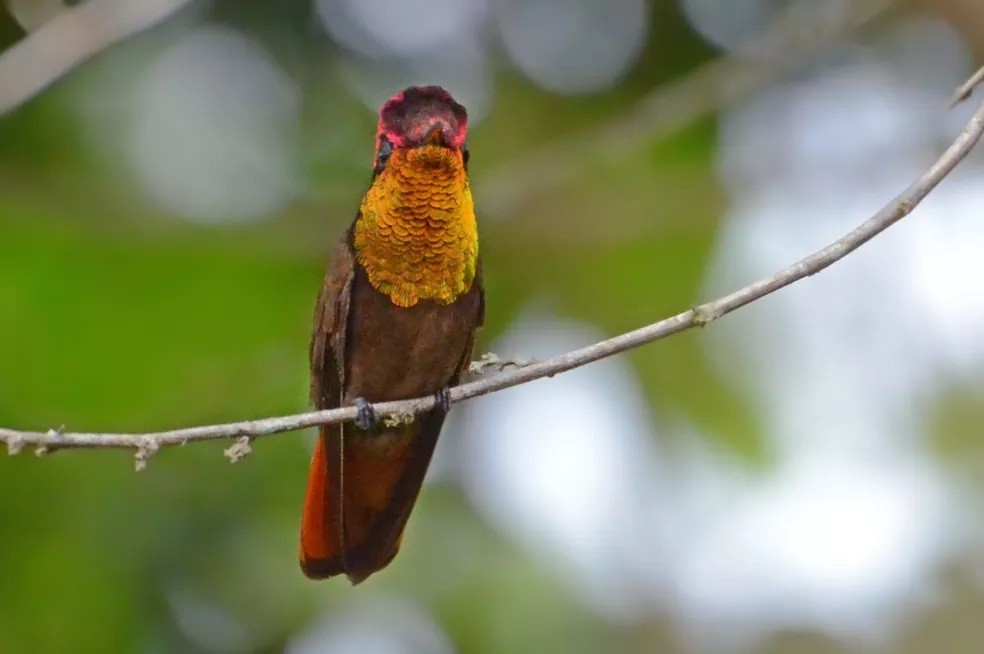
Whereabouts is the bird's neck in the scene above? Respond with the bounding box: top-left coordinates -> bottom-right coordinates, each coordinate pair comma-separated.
353,158 -> 478,308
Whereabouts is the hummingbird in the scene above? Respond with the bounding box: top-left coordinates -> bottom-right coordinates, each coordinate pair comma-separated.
299,86 -> 484,583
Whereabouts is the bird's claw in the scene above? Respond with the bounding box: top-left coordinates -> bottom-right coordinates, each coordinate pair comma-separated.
353,397 -> 378,431
434,387 -> 452,414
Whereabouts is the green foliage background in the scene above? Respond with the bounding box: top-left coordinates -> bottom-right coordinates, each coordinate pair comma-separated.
1,2 -> 982,653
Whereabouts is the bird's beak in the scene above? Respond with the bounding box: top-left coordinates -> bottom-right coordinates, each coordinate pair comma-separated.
424,123 -> 446,146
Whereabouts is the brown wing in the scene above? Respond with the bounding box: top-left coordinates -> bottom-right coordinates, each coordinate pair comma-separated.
338,263 -> 485,584
299,232 -> 355,579
309,232 -> 356,409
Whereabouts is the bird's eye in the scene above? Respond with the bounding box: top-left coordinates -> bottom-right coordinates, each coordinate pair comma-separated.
376,138 -> 393,172
462,143 -> 470,165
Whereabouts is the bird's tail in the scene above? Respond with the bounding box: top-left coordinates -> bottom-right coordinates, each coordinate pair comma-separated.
298,413 -> 444,583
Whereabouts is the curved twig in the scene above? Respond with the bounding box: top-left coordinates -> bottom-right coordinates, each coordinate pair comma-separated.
2,69 -> 984,468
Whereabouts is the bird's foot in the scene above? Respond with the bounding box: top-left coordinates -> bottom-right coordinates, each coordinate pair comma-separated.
353,397 -> 379,431
434,387 -> 452,414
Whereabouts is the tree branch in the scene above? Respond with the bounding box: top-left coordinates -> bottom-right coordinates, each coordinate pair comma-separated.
951,65 -> 984,107
3,69 -> 984,469
0,0 -> 194,116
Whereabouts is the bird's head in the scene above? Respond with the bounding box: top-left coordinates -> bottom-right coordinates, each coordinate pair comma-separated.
372,85 -> 469,176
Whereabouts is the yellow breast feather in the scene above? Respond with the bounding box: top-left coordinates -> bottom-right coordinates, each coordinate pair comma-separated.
353,145 -> 478,307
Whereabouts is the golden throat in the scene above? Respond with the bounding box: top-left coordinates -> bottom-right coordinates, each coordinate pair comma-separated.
353,145 -> 478,308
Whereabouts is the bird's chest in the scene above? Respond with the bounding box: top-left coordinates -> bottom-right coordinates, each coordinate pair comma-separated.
343,266 -> 478,402
353,175 -> 478,308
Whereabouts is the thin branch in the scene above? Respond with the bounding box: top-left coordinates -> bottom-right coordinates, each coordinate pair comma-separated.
3,71 -> 984,467
951,66 -> 984,108
0,0 -> 194,116
467,353 -> 535,375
